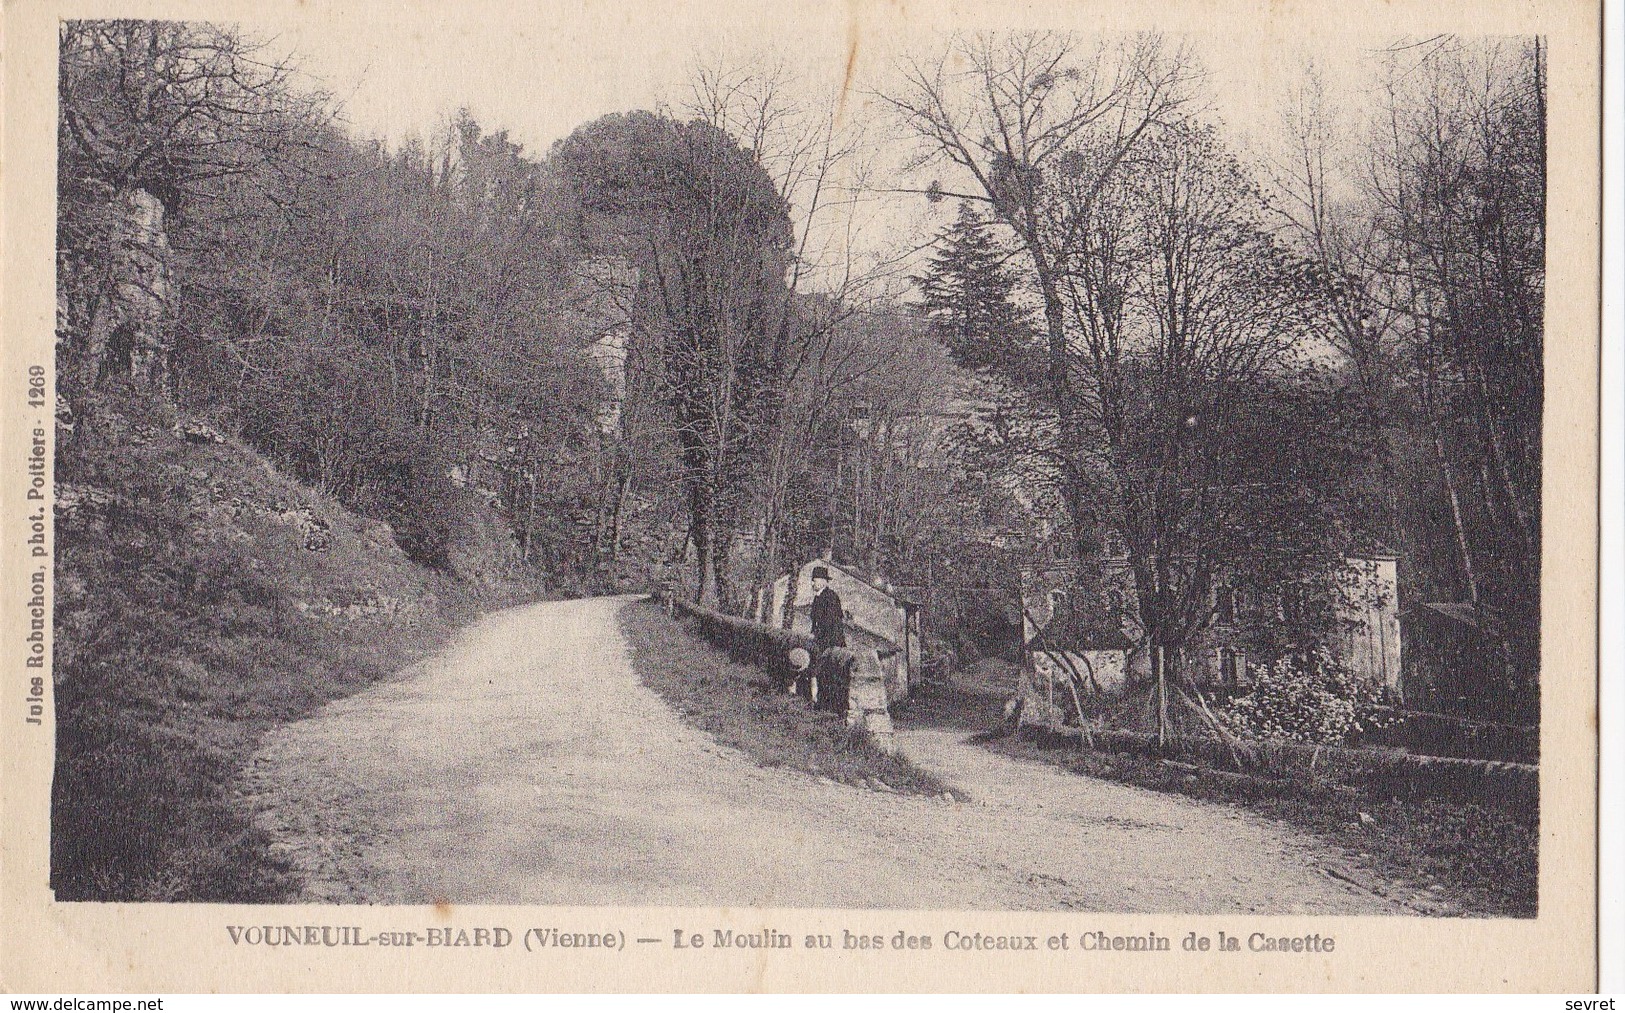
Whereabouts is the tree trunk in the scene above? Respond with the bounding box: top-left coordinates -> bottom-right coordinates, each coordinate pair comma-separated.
607,470 -> 632,576
711,527 -> 736,615
691,529 -> 715,606
79,279 -> 115,393
593,448 -> 633,588
1038,269 -> 1071,412
690,480 -> 717,606
781,556 -> 806,630
1428,406 -> 1478,606
523,471 -> 537,562
1153,646 -> 1169,746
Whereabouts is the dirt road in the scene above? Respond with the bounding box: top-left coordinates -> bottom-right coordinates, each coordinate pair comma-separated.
247,596 -> 1398,912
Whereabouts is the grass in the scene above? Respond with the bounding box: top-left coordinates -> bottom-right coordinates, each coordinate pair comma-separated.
905,664 -> 1538,918
617,597 -> 952,797
50,390 -> 536,902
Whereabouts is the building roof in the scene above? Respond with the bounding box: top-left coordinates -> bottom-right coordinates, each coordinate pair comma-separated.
802,558 -> 921,607
1407,601 -> 1480,629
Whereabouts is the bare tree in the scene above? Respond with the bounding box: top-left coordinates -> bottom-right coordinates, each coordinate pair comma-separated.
882,31 -> 1208,614
1068,125 -> 1336,691
678,57 -> 913,608
57,20 -> 327,394
880,31 -> 1200,409
1260,37 -> 1545,720
1366,36 -> 1545,713
919,104 -> 1351,729
1267,63 -> 1404,418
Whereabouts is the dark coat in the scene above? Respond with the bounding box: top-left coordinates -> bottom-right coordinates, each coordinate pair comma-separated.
810,586 -> 847,649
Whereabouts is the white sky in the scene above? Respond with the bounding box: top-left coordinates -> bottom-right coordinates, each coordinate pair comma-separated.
276,13 -> 1380,158
258,6 -> 1399,287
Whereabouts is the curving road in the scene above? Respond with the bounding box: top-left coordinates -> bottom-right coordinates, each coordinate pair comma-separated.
245,596 -> 1399,912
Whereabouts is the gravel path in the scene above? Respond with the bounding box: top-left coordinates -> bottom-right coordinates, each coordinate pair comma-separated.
245,596 -> 1399,912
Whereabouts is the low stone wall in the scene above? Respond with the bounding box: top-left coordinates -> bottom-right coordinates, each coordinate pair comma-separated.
1359,707 -> 1538,763
1018,720 -> 1537,807
660,590 -> 815,684
656,591 -> 894,751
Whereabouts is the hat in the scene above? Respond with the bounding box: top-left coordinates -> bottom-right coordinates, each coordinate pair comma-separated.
811,565 -> 830,581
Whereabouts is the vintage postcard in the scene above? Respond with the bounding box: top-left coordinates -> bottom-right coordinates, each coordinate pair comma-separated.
0,0 -> 1602,993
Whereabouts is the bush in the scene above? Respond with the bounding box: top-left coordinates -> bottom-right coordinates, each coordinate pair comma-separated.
1217,650 -> 1393,746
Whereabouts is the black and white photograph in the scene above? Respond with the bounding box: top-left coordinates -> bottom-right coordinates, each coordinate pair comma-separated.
2,0 -> 1606,994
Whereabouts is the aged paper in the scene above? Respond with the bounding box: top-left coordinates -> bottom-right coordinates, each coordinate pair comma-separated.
1,0 -> 1601,993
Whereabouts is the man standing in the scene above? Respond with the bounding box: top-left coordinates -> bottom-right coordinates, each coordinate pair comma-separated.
809,566 -> 847,711
809,566 -> 846,650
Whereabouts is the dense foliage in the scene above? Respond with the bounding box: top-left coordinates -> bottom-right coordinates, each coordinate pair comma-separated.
1216,651 -> 1392,746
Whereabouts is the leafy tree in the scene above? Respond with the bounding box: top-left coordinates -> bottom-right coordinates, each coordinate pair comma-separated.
552,112 -> 796,607
140,95 -> 606,573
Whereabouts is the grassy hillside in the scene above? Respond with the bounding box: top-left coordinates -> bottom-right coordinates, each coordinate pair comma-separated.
51,390 -> 537,901
618,599 -> 953,798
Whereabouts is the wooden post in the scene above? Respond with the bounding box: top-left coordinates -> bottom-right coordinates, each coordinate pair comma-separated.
1046,652 -> 1055,715
1154,646 -> 1168,747
523,471 -> 537,561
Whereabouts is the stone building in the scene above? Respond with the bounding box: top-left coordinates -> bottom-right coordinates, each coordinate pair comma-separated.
760,558 -> 922,703
1020,554 -> 1402,705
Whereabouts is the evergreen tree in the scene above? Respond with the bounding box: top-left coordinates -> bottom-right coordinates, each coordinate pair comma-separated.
915,203 -> 1036,374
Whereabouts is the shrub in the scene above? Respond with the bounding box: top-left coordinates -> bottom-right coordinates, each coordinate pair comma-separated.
1217,649 -> 1393,746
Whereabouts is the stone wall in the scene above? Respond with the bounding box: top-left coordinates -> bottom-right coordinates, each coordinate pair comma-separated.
661,591 -> 893,751
760,558 -> 917,701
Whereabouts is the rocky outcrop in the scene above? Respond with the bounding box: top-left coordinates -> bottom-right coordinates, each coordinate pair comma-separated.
59,186 -> 175,392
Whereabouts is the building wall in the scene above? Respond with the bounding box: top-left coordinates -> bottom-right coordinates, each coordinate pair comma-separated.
1021,554 -> 1402,694
765,560 -> 905,642
1333,556 -> 1402,692
763,558 -> 914,701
